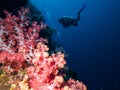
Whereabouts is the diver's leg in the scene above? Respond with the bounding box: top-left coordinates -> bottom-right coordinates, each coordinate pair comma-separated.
77,3 -> 87,21
79,3 -> 87,14
77,11 -> 81,21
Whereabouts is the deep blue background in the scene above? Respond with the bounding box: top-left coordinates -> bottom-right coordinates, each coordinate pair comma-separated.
30,0 -> 120,90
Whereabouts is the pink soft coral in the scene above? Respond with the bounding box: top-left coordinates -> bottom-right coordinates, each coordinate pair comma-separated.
0,7 -> 87,90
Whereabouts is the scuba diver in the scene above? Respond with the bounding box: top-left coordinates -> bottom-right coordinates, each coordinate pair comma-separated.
58,4 -> 86,28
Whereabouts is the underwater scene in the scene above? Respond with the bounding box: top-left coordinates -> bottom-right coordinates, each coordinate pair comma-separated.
0,0 -> 120,90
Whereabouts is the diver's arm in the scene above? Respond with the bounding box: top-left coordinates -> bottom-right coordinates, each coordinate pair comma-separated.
77,3 -> 87,21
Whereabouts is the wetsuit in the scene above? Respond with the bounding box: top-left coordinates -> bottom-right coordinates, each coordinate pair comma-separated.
58,4 -> 86,28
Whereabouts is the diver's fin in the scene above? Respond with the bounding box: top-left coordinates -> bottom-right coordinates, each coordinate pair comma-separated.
78,3 -> 87,14
77,3 -> 87,21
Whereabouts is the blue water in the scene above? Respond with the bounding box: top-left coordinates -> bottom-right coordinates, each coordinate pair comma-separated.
30,0 -> 120,90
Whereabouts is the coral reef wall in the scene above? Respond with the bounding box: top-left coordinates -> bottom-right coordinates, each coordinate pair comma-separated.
0,0 -> 87,90
0,0 -> 28,17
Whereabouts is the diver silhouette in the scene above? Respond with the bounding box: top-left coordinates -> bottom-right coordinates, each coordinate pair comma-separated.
58,4 -> 86,28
